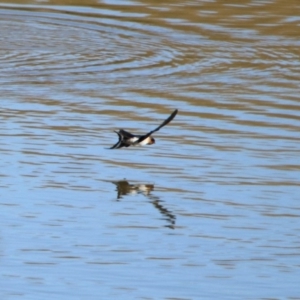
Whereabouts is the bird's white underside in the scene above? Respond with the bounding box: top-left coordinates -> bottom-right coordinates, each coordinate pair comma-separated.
130,136 -> 151,146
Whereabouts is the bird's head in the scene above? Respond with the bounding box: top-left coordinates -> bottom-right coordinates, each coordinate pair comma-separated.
149,137 -> 155,145
139,136 -> 155,146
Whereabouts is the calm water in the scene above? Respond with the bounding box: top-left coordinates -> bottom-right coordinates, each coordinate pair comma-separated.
1,1 -> 300,299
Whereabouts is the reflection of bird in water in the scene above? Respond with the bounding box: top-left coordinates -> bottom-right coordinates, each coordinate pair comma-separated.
111,180 -> 176,229
150,196 -> 176,230
112,180 -> 154,199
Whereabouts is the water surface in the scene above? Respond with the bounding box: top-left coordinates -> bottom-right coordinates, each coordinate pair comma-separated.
1,1 -> 300,299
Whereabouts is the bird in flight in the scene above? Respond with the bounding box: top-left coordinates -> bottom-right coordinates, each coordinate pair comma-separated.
109,109 -> 178,149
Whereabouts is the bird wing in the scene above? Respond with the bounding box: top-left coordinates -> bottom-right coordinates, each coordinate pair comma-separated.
135,109 -> 178,144
109,131 -> 123,149
109,130 -> 135,149
118,129 -> 135,139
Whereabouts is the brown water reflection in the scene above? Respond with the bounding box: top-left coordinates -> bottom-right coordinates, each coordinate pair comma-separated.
1,0 -> 300,299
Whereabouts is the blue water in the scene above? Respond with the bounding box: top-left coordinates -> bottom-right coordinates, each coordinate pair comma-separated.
1,1 -> 300,299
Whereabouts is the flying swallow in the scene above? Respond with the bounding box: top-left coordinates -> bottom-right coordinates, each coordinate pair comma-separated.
109,109 -> 178,149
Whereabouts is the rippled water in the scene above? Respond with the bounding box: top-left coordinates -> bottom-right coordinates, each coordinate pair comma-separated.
1,1 -> 300,299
